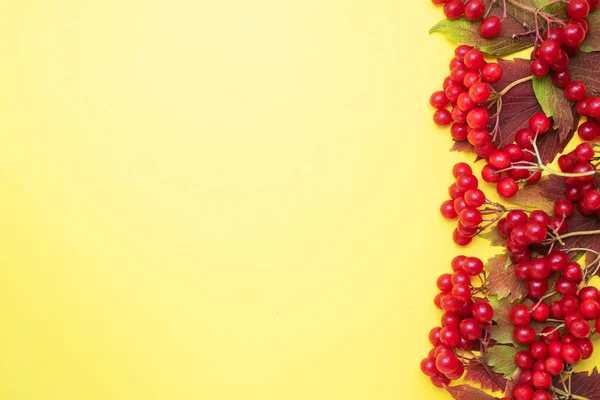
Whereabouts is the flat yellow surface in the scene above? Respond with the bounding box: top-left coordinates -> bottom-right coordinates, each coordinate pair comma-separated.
1,1 -> 596,399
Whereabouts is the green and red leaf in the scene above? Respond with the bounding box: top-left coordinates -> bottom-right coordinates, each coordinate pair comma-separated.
566,367 -> 600,400
486,345 -> 520,379
464,359 -> 508,393
486,254 -> 528,302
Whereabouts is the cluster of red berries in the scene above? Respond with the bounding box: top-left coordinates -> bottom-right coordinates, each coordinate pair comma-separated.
440,162 -> 488,246
507,258 -> 598,399
420,255 -> 491,388
479,113 -> 552,198
430,0 -> 503,38
555,143 -> 600,214
430,45 -> 502,153
530,0 -> 598,81
496,210 -> 564,264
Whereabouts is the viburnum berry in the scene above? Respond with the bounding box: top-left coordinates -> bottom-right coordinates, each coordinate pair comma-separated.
435,352 -> 459,374
462,256 -> 483,275
586,97 -> 600,117
530,59 -> 550,77
513,385 -> 534,400
463,49 -> 485,71
510,304 -> 531,326
464,0 -> 486,20
561,342 -> 582,364
497,177 -> 519,198
464,188 -> 485,208
434,109 -> 453,126
482,62 -> 502,83
565,81 -> 588,102
578,119 -> 600,140
531,302 -> 550,322
529,113 -> 551,133
443,0 -> 466,20
580,286 -> 600,302
456,173 -> 479,191
513,325 -> 536,345
457,92 -> 476,111
563,21 -> 587,46
472,300 -> 493,323
463,71 -> 482,88
538,40 -> 561,64
480,16 -> 502,39
466,107 -> 490,129
469,82 -> 491,104
552,70 -> 571,87
481,164 -> 500,183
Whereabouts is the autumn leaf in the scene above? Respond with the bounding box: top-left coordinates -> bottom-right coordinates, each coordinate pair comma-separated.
539,174 -> 566,201
559,208 -> 600,254
566,367 -> 600,400
490,59 -> 575,164
509,180 -> 555,213
570,52 -> 600,97
533,0 -> 567,14
533,75 -> 577,141
464,359 -> 507,393
486,254 -> 528,302
479,228 -> 507,247
430,1 -> 534,56
580,8 -> 600,53
451,140 -> 474,153
488,295 -> 517,345
487,345 -> 520,379
445,384 -> 499,400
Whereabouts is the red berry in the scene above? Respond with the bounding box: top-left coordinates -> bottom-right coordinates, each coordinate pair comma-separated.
565,81 -> 588,102
452,162 -> 473,178
561,343 -> 582,364
567,0 -> 591,20
467,107 -> 490,129
434,109 -> 452,126
513,325 -> 536,345
532,370 -> 551,389
530,59 -> 549,77
531,302 -> 550,322
510,304 -> 531,326
497,177 -> 518,198
544,356 -> 563,376
481,164 -> 500,183
435,352 -> 459,374
538,40 -> 561,64
482,62 -> 502,83
462,256 -> 484,276
515,350 -> 534,370
564,22 -> 587,46
472,300 -> 494,323
552,70 -> 571,87
464,0 -> 486,20
469,82 -> 491,104
480,16 -> 502,39
464,49 -> 486,71
578,119 -> 600,141
459,317 -> 482,340
456,173 -> 479,191
443,0 -> 466,20
529,113 -> 551,133
430,91 -> 449,109
420,357 -> 438,377
464,189 -> 485,208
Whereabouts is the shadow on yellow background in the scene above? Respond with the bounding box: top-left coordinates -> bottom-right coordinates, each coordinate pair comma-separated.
2,1 -> 596,399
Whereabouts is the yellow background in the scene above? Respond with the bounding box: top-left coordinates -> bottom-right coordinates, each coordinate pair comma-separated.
2,1 -> 597,399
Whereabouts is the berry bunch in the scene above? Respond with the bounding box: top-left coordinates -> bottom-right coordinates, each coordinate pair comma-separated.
425,0 -> 600,398
431,0 -> 503,38
507,268 -> 599,399
430,45 -> 502,153
530,0 -> 598,81
421,255 -> 491,388
440,162 -> 487,246
555,142 -> 600,216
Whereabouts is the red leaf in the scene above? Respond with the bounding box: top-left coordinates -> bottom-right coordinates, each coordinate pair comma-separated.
464,359 -> 507,393
451,140 -> 474,153
490,59 -> 575,164
486,254 -> 528,302
559,208 -> 600,254
567,367 -> 600,400
445,384 -> 499,400
539,174 -> 566,200
570,52 -> 600,97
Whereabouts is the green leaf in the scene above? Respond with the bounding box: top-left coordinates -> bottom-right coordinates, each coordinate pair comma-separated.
533,0 -> 566,14
581,8 -> 600,53
479,228 -> 506,247
533,75 -> 577,142
429,18 -> 533,56
488,296 -> 517,345
487,345 -> 520,379
464,359 -> 507,393
429,0 -> 535,56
